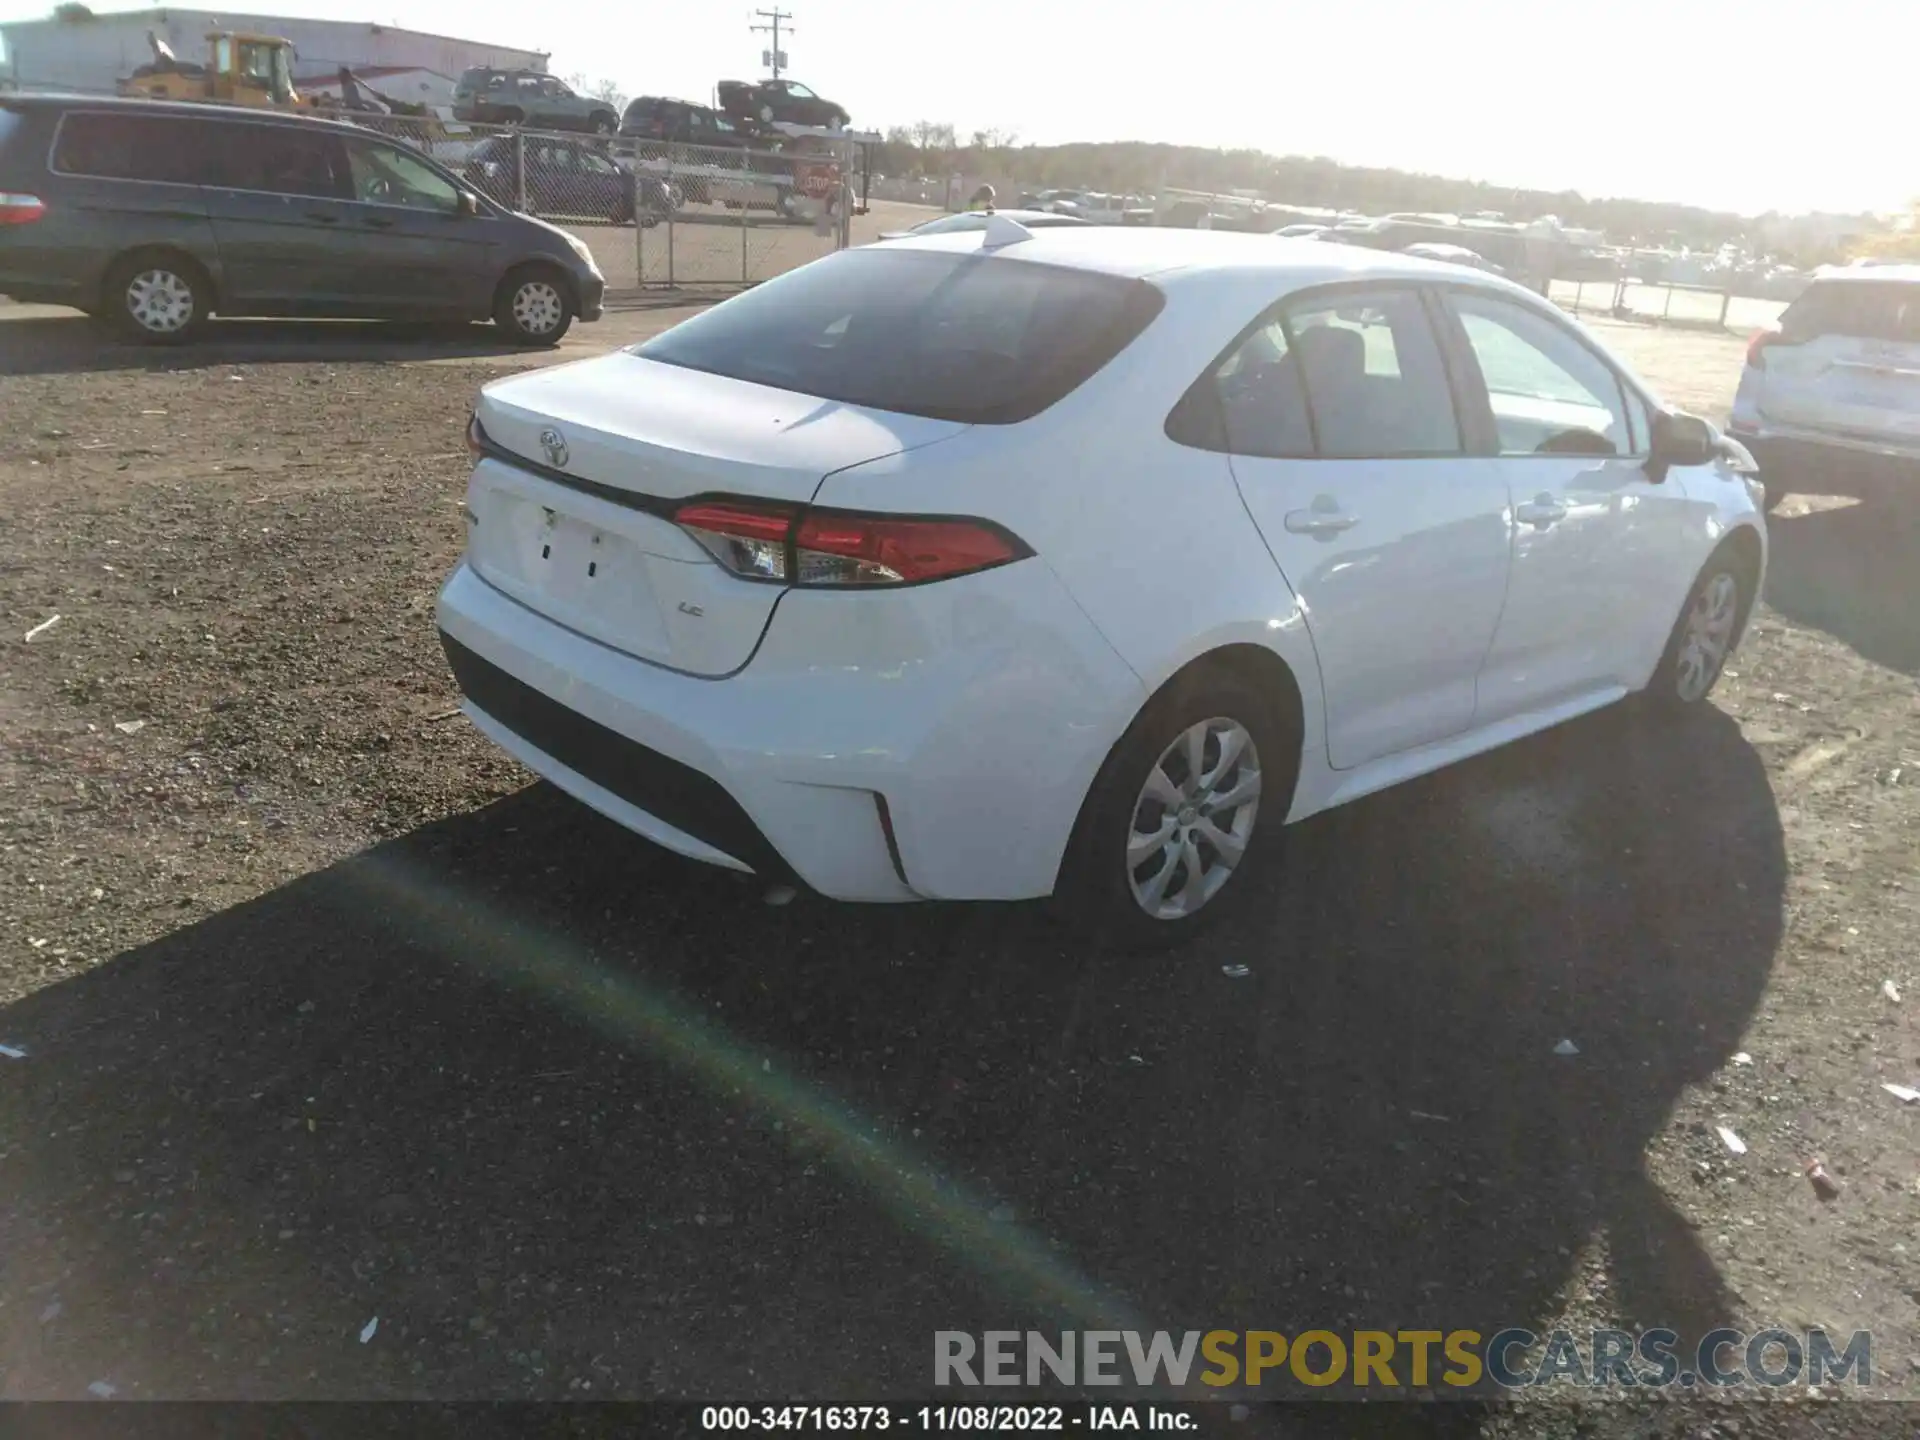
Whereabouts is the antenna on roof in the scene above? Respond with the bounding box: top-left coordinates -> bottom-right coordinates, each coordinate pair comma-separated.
980,214 -> 1034,250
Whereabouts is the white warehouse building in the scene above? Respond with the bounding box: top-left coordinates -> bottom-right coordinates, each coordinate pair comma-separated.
0,7 -> 546,95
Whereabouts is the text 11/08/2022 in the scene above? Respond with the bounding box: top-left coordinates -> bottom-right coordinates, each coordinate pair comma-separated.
701,1405 -> 1191,1431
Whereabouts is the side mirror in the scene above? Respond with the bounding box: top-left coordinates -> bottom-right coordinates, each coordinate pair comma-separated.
1647,410 -> 1715,482
456,190 -> 479,218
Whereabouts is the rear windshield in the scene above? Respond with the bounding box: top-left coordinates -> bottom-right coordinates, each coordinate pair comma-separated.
1782,280 -> 1920,343
631,248 -> 1165,425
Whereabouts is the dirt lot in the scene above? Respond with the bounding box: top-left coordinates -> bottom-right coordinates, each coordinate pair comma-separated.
2,297 -> 1918,1433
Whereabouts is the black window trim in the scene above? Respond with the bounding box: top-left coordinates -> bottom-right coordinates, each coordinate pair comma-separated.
1427,280 -> 1651,461
44,107 -> 479,215
1164,276 -> 1474,462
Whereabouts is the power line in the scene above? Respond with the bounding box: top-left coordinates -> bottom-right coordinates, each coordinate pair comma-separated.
749,8 -> 792,79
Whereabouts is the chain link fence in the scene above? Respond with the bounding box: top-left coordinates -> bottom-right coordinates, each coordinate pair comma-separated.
363,115 -> 851,292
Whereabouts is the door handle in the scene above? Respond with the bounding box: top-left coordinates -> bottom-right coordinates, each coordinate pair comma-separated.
1283,506 -> 1360,537
362,215 -> 396,230
306,211 -> 340,224
1513,494 -> 1569,528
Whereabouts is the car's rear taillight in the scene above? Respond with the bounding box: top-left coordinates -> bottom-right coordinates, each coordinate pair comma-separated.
672,499 -> 1028,587
0,192 -> 46,225
1745,328 -> 1783,370
466,411 -> 487,456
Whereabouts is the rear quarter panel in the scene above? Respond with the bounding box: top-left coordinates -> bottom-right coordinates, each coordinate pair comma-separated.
810,272 -> 1332,825
1,128 -> 219,307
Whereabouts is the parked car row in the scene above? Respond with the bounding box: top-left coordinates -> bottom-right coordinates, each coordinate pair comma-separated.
452,66 -> 853,138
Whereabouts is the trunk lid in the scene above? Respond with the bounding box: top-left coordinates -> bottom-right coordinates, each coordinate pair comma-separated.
466,351 -> 966,676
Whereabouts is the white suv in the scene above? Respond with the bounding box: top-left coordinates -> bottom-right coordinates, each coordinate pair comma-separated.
1730,265 -> 1920,508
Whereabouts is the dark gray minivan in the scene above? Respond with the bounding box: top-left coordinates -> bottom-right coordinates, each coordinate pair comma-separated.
0,95 -> 606,345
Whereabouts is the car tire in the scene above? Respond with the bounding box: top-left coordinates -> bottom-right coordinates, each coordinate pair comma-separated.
591,113 -> 616,134
104,250 -> 211,345
1052,667 -> 1293,952
1636,541 -> 1758,713
497,108 -> 524,127
492,266 -> 575,347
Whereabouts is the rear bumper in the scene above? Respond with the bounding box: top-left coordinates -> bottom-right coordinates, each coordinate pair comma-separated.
1726,423 -> 1920,487
435,559 -> 1144,903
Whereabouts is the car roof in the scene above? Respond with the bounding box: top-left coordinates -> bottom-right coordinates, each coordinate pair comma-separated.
1808,263 -> 1920,286
1,91 -> 376,136
885,225 -> 1527,289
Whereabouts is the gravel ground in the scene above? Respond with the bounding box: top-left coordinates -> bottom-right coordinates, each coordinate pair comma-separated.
1,304 -> 1918,1434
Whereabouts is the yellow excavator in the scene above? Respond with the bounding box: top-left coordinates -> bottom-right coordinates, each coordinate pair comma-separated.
117,30 -> 309,109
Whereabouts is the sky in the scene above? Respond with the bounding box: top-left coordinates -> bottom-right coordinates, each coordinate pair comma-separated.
2,0 -> 1912,216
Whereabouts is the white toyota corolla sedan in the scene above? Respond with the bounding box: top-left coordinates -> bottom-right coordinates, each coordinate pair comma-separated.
437,222 -> 1767,947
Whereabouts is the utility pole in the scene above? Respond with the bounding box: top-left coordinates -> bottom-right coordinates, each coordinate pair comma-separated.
750,8 -> 792,78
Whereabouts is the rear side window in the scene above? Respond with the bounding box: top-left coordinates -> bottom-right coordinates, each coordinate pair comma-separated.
51,112 -> 222,185
632,248 -> 1166,425
1179,288 -> 1461,459
1782,280 -> 1920,344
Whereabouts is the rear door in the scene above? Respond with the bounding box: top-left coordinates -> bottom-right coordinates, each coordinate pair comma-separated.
1212,284 -> 1515,770
1756,278 -> 1920,444
201,120 -> 360,312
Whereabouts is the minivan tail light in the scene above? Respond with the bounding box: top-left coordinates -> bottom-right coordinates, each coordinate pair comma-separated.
1745,327 -> 1783,370
671,500 -> 1027,587
0,192 -> 45,225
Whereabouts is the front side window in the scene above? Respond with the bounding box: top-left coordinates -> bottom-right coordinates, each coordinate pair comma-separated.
1446,292 -> 1630,456
634,248 -> 1165,424
346,140 -> 460,212
782,82 -> 815,98
236,42 -> 277,89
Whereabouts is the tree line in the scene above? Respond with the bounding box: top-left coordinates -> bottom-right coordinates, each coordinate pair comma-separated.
873,123 -> 1867,254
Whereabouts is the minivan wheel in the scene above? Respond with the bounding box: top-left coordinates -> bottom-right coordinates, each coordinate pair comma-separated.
493,268 -> 574,346
106,252 -> 209,344
1053,669 -> 1290,952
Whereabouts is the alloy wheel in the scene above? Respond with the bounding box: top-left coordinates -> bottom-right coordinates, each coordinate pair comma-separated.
1675,570 -> 1739,702
1126,717 -> 1263,921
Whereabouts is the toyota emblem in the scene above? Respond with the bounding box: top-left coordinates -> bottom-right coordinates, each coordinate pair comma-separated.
539,427 -> 569,469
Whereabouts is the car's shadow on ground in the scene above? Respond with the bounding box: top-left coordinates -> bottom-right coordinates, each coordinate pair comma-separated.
0,293 -> 697,377
0,313 -> 533,376
0,704 -> 1783,1417
1763,486 -> 1920,676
